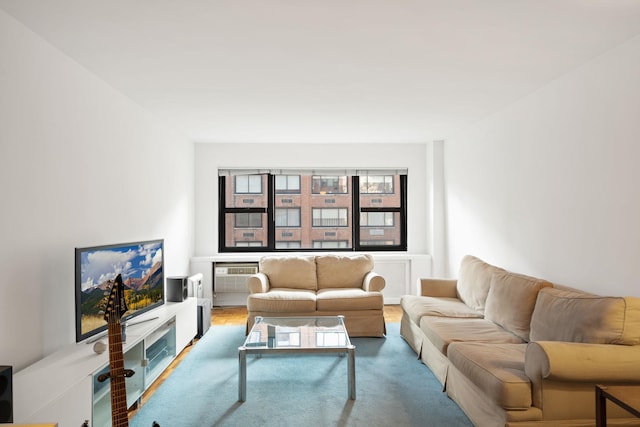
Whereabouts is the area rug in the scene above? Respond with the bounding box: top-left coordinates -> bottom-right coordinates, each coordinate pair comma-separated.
130,323 -> 472,427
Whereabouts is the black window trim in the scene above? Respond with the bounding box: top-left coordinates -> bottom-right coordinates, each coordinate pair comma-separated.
219,173 -> 407,253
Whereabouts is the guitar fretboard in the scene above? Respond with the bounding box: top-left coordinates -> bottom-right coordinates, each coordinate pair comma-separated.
107,321 -> 129,427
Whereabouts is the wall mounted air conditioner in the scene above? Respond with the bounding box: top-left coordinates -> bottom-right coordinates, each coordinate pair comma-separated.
213,262 -> 259,306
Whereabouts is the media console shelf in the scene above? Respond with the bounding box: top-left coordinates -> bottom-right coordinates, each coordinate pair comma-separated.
13,298 -> 197,427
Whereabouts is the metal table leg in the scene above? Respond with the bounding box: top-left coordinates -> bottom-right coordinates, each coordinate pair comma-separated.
348,345 -> 356,400
238,346 -> 247,402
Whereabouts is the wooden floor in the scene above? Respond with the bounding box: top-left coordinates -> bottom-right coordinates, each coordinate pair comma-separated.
210,304 -> 403,325
128,305 -> 402,417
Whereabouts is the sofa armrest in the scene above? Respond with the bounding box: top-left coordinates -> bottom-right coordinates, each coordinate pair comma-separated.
247,272 -> 270,294
525,341 -> 640,382
363,271 -> 385,292
419,278 -> 458,297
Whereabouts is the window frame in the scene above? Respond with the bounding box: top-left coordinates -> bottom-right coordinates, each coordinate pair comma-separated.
218,173 -> 407,252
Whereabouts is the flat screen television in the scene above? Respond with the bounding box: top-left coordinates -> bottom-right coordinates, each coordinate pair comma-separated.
75,239 -> 165,342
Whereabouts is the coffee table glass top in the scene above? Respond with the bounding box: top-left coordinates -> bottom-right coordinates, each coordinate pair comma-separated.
242,315 -> 352,351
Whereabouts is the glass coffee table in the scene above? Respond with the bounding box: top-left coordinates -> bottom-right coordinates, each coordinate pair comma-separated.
238,315 -> 356,401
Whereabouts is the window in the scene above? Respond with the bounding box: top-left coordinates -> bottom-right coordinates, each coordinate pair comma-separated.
235,175 -> 262,194
360,212 -> 394,227
235,212 -> 262,228
275,175 -> 301,194
312,176 -> 348,194
276,241 -> 302,249
359,240 -> 395,246
312,208 -> 348,227
360,175 -> 393,194
218,170 -> 407,252
235,241 -> 263,247
276,208 -> 301,227
312,240 -> 349,249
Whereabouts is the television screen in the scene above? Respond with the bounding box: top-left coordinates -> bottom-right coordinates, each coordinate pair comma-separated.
75,239 -> 164,342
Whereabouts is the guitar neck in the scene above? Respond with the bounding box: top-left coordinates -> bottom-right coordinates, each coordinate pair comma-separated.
107,321 -> 129,427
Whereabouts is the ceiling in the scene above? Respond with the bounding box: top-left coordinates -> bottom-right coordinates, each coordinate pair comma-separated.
2,0 -> 640,144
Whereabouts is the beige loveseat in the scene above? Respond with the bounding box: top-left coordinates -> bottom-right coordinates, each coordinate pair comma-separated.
246,254 -> 386,337
401,255 -> 640,427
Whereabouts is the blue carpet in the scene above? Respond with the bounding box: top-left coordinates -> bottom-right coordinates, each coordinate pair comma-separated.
130,323 -> 472,427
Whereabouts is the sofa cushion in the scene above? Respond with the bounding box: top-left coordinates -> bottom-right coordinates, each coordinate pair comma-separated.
316,254 -> 373,289
530,288 -> 640,345
246,288 -> 317,313
400,295 -> 484,325
259,255 -> 317,290
419,317 -> 525,356
316,288 -> 383,311
448,342 -> 531,410
457,255 -> 504,314
484,271 -> 552,342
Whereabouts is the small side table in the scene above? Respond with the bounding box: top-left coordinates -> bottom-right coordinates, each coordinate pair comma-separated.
595,385 -> 640,426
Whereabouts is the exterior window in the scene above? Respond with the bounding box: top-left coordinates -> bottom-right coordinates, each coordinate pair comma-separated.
219,171 -> 407,252
360,212 -> 394,227
360,175 -> 393,194
312,240 -> 349,249
235,175 -> 262,194
275,175 -> 301,194
235,212 -> 262,228
312,208 -> 348,227
275,208 -> 301,227
360,240 -> 395,246
235,241 -> 263,247
312,176 -> 348,194
276,241 -> 302,249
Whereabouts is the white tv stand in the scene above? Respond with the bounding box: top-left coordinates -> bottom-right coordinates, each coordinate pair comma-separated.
12,298 -> 197,427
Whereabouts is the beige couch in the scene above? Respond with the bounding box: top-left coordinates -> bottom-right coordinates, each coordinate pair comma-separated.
246,254 -> 386,337
401,255 -> 640,427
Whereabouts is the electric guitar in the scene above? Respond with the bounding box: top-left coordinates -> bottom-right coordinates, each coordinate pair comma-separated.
98,274 -> 160,427
99,273 -> 134,427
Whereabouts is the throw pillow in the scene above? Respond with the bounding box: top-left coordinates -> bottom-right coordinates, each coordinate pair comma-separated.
484,271 -> 552,342
529,288 -> 640,345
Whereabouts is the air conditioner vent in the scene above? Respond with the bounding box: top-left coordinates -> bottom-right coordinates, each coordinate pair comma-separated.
228,266 -> 258,275
213,262 -> 259,306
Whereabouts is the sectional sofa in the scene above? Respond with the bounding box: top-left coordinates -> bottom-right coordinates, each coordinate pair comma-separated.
246,254 -> 386,337
401,255 -> 640,426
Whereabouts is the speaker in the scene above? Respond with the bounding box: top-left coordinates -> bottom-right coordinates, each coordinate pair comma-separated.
0,365 -> 12,423
167,276 -> 188,302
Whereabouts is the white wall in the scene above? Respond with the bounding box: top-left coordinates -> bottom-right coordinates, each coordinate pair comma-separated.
444,35 -> 640,296
194,142 -> 432,257
0,10 -> 194,370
